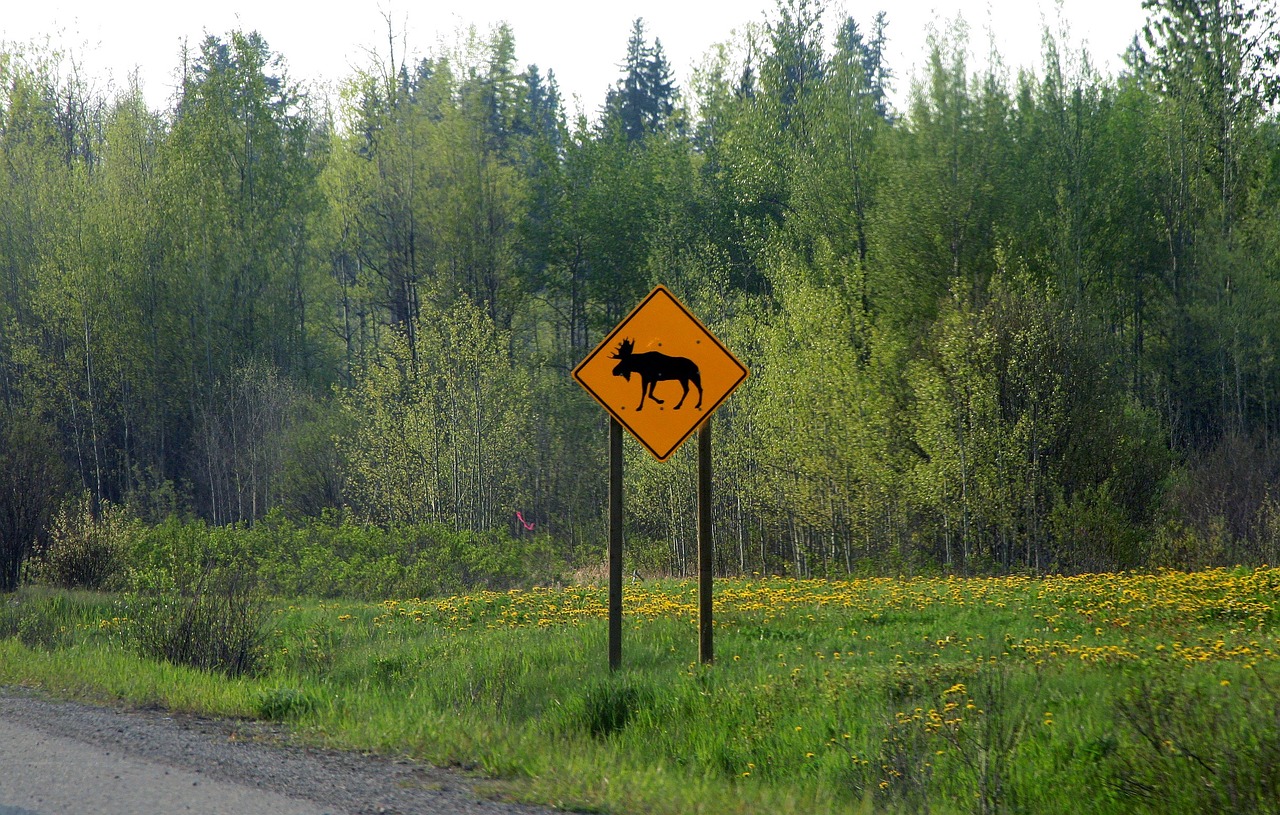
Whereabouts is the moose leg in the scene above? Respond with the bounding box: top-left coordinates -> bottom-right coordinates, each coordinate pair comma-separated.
674,379 -> 690,409
646,379 -> 664,406
692,373 -> 703,409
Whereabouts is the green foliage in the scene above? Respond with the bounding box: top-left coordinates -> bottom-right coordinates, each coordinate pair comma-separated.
904,267 -> 1164,571
256,687 -> 317,720
5,571 -> 1280,814
1048,482 -> 1145,572
1146,518 -> 1231,572
567,675 -> 658,740
128,566 -> 269,678
338,298 -> 532,532
276,405 -> 350,519
34,494 -> 133,590
0,587 -> 120,650
603,19 -> 679,142
867,19 -> 1010,333
0,413 -> 67,592
1112,674 -> 1280,813
7,1 -> 1280,579
123,512 -> 564,600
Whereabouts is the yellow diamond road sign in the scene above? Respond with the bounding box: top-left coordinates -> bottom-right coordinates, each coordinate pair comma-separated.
573,285 -> 748,462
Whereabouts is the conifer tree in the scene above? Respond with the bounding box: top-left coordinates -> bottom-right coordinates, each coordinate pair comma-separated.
604,18 -> 678,141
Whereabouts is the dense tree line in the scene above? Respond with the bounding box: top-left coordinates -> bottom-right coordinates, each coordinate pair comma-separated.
4,0 -> 1280,589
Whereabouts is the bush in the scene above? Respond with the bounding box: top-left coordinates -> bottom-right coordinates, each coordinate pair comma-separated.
1147,517 -> 1229,572
123,511 -> 570,601
36,494 -> 132,590
1049,481 -> 1145,572
129,567 -> 269,677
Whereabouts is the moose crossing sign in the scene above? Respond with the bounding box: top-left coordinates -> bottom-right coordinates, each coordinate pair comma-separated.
573,285 -> 748,462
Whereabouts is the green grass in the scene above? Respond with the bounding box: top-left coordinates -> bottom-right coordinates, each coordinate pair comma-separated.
2,570 -> 1280,813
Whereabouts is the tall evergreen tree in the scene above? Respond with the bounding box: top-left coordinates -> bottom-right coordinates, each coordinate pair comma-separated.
603,19 -> 678,141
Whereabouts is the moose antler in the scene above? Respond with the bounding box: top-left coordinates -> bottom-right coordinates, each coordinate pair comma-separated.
611,338 -> 635,358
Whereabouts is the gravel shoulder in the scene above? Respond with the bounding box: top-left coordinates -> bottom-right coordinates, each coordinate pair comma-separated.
0,686 -> 556,815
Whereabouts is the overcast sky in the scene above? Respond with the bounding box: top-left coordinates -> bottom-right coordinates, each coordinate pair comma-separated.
2,1 -> 1150,116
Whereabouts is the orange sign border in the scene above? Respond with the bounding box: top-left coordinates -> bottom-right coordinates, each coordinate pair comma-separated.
573,285 -> 748,461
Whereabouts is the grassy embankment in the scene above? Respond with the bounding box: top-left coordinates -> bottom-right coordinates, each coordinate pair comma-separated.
3,568 -> 1280,814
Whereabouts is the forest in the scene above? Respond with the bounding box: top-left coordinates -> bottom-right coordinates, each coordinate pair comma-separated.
3,0 -> 1280,589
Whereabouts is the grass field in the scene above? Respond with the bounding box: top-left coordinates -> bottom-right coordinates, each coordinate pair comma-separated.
2,568 -> 1279,813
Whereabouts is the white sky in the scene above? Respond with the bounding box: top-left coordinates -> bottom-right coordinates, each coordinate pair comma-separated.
1,1 -> 1150,117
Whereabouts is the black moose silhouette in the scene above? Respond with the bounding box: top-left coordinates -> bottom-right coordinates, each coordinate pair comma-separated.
611,338 -> 703,411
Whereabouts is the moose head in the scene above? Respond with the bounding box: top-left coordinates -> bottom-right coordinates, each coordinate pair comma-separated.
611,338 -> 635,381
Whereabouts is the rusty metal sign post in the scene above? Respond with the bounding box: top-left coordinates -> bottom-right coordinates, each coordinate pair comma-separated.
573,285 -> 748,670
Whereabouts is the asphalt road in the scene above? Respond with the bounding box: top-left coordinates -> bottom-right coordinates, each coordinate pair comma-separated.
0,689 -> 552,815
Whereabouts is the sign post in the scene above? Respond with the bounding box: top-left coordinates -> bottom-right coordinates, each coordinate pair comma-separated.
698,420 -> 713,664
609,418 -> 623,671
573,285 -> 747,669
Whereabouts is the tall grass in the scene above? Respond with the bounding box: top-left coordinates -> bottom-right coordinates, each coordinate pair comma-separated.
2,569 -> 1279,813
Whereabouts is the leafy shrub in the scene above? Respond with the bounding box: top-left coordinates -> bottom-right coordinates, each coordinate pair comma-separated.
36,494 -> 132,590
126,516 -> 240,596
1049,481 -> 1145,572
0,597 -> 14,638
15,610 -> 69,650
1147,517 -> 1229,572
124,511 -> 566,601
129,567 -> 269,677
